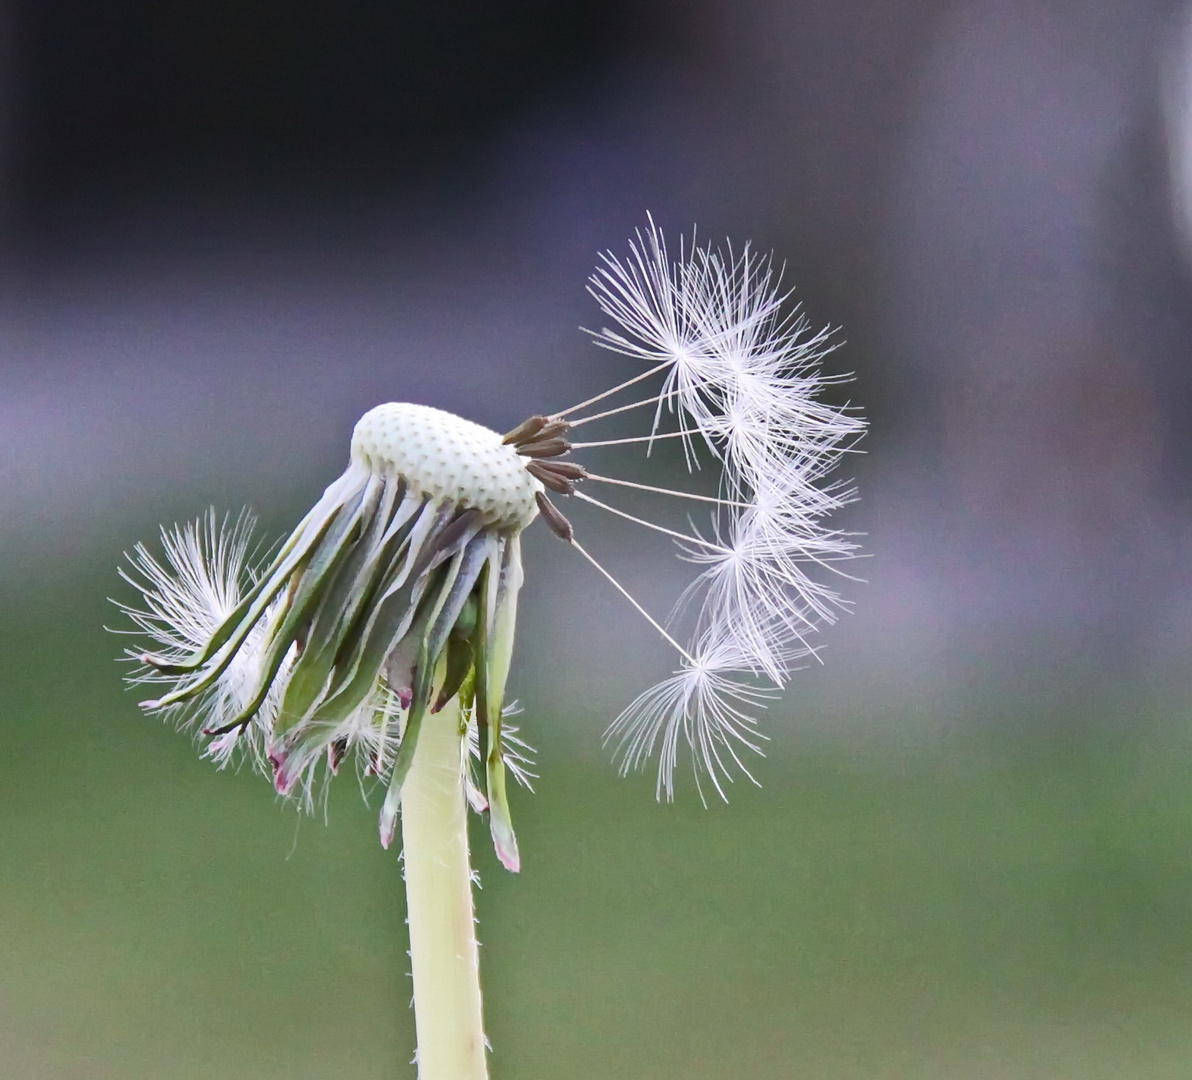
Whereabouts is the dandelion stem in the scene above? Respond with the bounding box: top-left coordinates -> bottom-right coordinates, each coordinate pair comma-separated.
570,539 -> 695,664
553,360 -> 670,419
401,696 -> 488,1080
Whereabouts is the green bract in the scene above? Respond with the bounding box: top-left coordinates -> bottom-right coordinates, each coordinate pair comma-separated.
135,402 -> 544,871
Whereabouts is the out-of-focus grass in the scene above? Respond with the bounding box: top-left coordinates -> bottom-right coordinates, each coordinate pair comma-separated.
5,570 -> 1192,1079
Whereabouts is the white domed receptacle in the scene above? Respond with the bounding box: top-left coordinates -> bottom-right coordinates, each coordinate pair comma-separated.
351,402 -> 542,530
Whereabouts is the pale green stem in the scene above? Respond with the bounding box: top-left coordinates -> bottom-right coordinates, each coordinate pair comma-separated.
401,697 -> 488,1080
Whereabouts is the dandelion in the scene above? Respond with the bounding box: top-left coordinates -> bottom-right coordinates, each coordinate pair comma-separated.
114,216 -> 863,1079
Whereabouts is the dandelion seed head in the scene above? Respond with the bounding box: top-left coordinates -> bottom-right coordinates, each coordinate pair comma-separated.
352,402 -> 541,529
115,215 -> 863,829
119,406 -> 538,865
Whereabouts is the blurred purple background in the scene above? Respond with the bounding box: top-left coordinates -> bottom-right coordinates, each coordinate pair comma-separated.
3,0 -> 1192,730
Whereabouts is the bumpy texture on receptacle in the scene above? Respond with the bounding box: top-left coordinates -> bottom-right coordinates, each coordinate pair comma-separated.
352,403 -> 541,530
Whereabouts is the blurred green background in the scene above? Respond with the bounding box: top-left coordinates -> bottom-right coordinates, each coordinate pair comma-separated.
6,551 -> 1192,1079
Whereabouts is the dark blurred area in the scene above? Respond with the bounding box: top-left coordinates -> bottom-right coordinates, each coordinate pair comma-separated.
6,1 -> 644,237
5,1 -> 1192,1077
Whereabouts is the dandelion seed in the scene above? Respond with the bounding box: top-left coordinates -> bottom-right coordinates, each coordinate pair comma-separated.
120,404 -> 538,872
